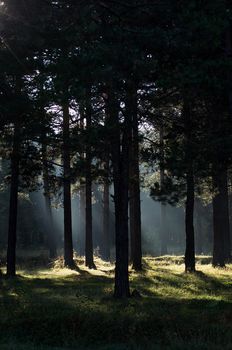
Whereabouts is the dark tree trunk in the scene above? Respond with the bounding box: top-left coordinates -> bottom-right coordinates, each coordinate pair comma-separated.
85,88 -> 96,269
78,111 -> 85,256
129,187 -> 135,262
160,125 -> 168,256
102,156 -> 110,261
224,24 -> 232,261
113,159 -> 130,297
85,172 -> 95,269
229,193 -> 232,251
185,167 -> 195,272
7,125 -> 20,277
63,103 -> 74,268
128,85 -> 142,271
108,91 -> 130,298
129,182 -> 142,271
195,199 -> 203,255
42,139 -> 57,259
45,196 -> 57,259
212,168 -> 230,266
225,23 -> 232,120
183,99 -> 195,272
210,26 -> 232,267
160,203 -> 168,255
78,183 -> 85,256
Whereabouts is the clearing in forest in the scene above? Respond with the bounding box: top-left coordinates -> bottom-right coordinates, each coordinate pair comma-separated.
0,256 -> 232,350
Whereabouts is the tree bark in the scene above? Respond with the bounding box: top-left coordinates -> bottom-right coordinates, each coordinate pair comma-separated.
160,124 -> 168,256
212,167 -> 230,266
183,99 -> 195,272
225,23 -> 232,120
113,154 -> 130,297
42,137 -> 57,259
63,103 -> 74,268
85,174 -> 95,268
108,90 -> 130,298
7,124 -> 20,277
128,85 -> 142,271
85,87 -> 96,269
210,25 -> 232,267
78,183 -> 85,256
195,199 -> 203,255
102,155 -> 110,261
78,110 -> 85,256
185,167 -> 195,272
160,203 -> 168,255
224,23 -> 232,262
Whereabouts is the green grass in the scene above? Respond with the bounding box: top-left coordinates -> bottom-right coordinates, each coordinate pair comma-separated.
1,256 -> 232,350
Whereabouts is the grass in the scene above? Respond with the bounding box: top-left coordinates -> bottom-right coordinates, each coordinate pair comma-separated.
1,256 -> 232,349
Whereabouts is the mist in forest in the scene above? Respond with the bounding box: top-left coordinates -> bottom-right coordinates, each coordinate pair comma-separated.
0,188 -> 185,256
0,184 -> 213,259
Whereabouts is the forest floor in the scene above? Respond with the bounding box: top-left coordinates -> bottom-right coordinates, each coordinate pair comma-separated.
0,255 -> 232,350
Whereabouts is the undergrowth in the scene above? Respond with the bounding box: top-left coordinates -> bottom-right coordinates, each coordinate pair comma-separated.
0,256 -> 232,350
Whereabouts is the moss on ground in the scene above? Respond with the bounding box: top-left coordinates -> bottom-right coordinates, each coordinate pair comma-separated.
1,256 -> 232,349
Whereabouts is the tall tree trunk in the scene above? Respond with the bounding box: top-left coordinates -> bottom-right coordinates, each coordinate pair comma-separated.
185,167 -> 195,272
102,155 -> 110,261
7,124 -> 20,277
113,154 -> 130,297
85,87 -> 96,269
44,195 -> 57,259
225,23 -> 232,120
78,110 -> 85,256
224,23 -> 232,261
160,124 -> 168,256
229,193 -> 232,250
183,99 -> 195,272
78,183 -> 85,256
108,90 -> 130,298
42,138 -> 57,259
160,203 -> 168,255
63,103 -> 74,268
210,25 -> 231,267
212,167 -> 230,266
85,174 -> 95,268
128,85 -> 142,271
195,199 -> 203,255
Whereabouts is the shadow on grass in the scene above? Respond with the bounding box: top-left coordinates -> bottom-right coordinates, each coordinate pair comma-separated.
1,262 -> 232,349
131,265 -> 232,302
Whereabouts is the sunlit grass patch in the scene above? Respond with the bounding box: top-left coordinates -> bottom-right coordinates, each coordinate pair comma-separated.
130,257 -> 232,303
1,256 -> 232,349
